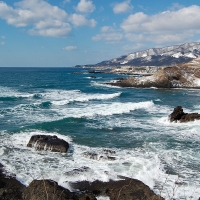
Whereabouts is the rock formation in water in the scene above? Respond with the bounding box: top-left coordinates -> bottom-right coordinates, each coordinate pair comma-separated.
70,177 -> 164,200
27,135 -> 69,153
109,57 -> 200,88
169,106 -> 200,122
23,180 -> 96,200
0,163 -> 164,200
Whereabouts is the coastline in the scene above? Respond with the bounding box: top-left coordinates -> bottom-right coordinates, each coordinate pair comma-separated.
0,162 -> 164,200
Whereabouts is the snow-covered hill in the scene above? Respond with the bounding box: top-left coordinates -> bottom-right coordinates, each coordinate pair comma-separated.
79,42 -> 200,67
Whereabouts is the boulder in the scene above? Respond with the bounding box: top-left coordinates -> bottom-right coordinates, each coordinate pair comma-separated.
0,163 -> 25,200
27,135 -> 69,153
169,106 -> 200,122
70,177 -> 164,200
23,180 -> 96,200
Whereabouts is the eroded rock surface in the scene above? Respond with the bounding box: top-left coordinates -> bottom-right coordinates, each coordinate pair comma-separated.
169,106 -> 200,122
70,177 -> 164,200
23,180 -> 96,200
108,57 -> 200,88
27,135 -> 69,153
0,164 -> 25,200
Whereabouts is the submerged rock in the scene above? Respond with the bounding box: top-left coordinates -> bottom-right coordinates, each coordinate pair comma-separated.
169,106 -> 200,122
70,177 -> 164,200
23,180 -> 96,200
27,135 -> 69,153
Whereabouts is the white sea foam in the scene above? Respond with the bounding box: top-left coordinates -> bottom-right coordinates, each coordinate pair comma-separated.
0,86 -> 32,98
1,129 -> 199,199
0,131 -> 165,191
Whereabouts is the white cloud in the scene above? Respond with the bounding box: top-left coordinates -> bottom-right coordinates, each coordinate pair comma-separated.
121,6 -> 200,33
0,0 -> 71,37
76,0 -> 95,13
63,0 -> 70,4
0,42 -> 5,45
69,13 -> 96,27
169,3 -> 184,11
113,0 -> 133,14
1,36 -> 6,39
123,43 -> 145,52
121,5 -> 200,44
63,46 -> 77,50
0,0 -> 96,37
92,26 -> 123,43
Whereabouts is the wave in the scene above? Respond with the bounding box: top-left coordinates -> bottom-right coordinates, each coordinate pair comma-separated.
1,130 -> 199,199
42,90 -> 121,106
0,86 -> 32,98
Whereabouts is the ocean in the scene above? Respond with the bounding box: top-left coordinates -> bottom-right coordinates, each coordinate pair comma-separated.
0,67 -> 199,199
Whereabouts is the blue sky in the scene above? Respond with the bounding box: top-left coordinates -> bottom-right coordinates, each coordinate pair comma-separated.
0,0 -> 200,67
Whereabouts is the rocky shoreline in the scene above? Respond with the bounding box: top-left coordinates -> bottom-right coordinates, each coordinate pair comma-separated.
0,135 -> 164,200
0,163 -> 164,200
2,106 -> 200,200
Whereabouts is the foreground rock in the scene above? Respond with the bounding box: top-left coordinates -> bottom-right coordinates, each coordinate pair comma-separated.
27,135 -> 69,153
0,162 -> 164,200
23,180 -> 96,200
169,106 -> 200,122
70,177 -> 164,200
0,164 -> 25,200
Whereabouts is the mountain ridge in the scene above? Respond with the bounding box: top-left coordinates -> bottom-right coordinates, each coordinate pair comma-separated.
77,42 -> 200,68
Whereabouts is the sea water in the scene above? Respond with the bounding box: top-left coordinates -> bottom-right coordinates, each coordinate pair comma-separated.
0,67 -> 200,199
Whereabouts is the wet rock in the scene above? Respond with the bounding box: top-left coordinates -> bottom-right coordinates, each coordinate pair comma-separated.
27,135 -> 69,153
23,180 -> 96,200
169,106 -> 200,122
82,150 -> 116,161
0,163 -> 25,200
70,177 -> 164,200
65,166 -> 91,176
107,64 -> 200,89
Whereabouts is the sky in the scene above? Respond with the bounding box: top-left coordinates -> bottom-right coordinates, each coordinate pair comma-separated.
1,0 -> 200,67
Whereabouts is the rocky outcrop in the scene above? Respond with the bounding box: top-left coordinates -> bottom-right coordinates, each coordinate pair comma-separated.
0,161 -> 164,200
70,177 -> 164,200
169,106 -> 200,122
0,164 -> 25,200
23,180 -> 96,200
108,63 -> 200,88
27,135 -> 69,153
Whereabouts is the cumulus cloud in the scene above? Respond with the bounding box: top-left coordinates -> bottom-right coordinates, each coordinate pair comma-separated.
0,41 -> 5,45
0,0 -> 71,37
0,0 -> 96,37
121,5 -> 200,33
121,5 -> 200,44
113,0 -> 133,14
69,14 -> 96,27
75,0 -> 95,13
92,26 -> 123,43
63,46 -> 77,50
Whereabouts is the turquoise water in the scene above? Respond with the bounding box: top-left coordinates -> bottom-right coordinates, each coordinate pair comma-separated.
0,67 -> 200,199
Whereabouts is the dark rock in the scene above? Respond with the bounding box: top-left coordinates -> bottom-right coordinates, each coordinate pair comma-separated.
65,166 -> 91,176
27,135 -> 69,153
169,106 -> 200,122
0,163 -> 25,200
70,177 -> 164,200
169,106 -> 185,122
88,70 -> 102,74
23,180 -> 96,200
